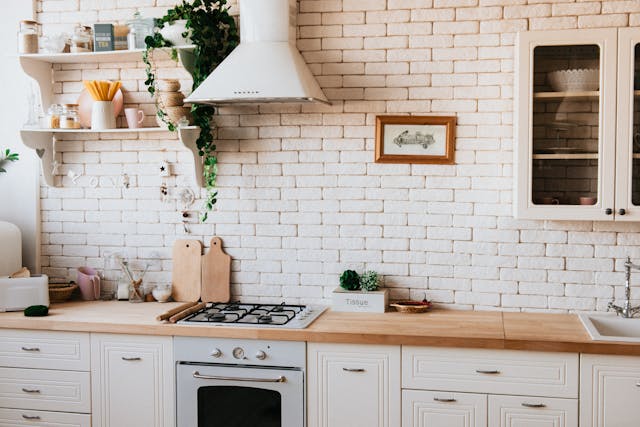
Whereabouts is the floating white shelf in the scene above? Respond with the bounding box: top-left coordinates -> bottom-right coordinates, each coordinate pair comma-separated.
20,126 -> 203,188
17,45 -> 194,64
532,153 -> 599,160
533,91 -> 599,101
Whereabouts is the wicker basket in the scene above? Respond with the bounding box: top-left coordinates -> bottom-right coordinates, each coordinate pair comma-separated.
390,301 -> 432,313
49,283 -> 77,303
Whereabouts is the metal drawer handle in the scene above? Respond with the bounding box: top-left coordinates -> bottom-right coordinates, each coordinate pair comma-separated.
22,414 -> 41,420
342,368 -> 366,373
21,388 -> 41,394
433,397 -> 457,403
636,382 -> 640,387
193,371 -> 286,383
121,356 -> 142,361
522,402 -> 546,408
21,347 -> 40,352
475,369 -> 500,374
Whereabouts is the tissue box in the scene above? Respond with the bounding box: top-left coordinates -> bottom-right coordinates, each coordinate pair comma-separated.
332,288 -> 388,313
0,274 -> 49,312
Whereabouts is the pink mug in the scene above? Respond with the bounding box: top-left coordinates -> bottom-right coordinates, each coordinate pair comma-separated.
77,267 -> 101,300
124,108 -> 144,129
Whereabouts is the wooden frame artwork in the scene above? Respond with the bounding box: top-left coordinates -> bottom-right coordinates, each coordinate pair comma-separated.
375,115 -> 456,164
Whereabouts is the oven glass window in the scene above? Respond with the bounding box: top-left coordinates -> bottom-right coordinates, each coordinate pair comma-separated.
197,386 -> 282,427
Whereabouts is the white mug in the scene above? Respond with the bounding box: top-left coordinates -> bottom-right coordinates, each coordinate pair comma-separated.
125,108 -> 145,129
91,101 -> 116,130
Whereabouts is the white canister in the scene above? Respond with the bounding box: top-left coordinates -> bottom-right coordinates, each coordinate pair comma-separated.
91,101 -> 116,130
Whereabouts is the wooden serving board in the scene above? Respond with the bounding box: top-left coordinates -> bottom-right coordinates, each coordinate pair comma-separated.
171,239 -> 203,302
201,237 -> 231,303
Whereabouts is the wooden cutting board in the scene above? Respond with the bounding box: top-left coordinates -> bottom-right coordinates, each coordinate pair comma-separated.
201,237 -> 231,303
171,239 -> 203,302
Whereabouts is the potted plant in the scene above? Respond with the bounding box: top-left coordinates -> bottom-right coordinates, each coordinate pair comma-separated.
143,0 -> 239,222
0,149 -> 19,174
332,270 -> 389,313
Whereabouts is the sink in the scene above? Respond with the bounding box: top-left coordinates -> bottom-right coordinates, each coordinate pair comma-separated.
579,314 -> 640,342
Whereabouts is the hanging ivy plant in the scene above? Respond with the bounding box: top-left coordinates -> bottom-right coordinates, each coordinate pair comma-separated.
0,149 -> 19,174
144,0 -> 239,222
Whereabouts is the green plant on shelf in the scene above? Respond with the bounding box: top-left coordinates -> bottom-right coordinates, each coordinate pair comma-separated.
143,0 -> 239,222
0,149 -> 19,174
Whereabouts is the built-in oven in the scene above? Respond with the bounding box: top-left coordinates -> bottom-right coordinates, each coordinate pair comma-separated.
175,337 -> 306,427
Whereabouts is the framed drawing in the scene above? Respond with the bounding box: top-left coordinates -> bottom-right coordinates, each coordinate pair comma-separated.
375,115 -> 456,164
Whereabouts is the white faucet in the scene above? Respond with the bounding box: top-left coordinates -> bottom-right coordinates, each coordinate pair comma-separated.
608,257 -> 640,318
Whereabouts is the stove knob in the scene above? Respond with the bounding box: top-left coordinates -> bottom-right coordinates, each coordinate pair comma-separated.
210,348 -> 222,358
255,350 -> 267,360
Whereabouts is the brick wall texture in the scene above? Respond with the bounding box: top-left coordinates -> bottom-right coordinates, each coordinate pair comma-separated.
35,0 -> 640,312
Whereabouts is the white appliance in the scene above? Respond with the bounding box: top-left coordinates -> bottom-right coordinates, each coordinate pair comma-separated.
0,275 -> 49,312
175,337 -> 305,427
0,221 -> 21,276
185,0 -> 329,105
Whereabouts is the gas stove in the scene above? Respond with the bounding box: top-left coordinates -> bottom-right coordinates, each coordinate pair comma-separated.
178,302 -> 327,329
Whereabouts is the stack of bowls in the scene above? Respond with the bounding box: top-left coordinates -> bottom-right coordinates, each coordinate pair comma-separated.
156,79 -> 192,127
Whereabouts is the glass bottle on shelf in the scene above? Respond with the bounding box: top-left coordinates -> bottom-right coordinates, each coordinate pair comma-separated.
530,44 -> 601,207
59,104 -> 81,129
17,20 -> 39,54
70,25 -> 93,53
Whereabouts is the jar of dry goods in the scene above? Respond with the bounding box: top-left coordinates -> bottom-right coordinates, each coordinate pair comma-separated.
70,25 -> 93,53
46,104 -> 62,129
60,104 -> 81,129
17,20 -> 40,54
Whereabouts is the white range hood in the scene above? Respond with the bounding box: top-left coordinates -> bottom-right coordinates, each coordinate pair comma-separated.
185,0 -> 329,105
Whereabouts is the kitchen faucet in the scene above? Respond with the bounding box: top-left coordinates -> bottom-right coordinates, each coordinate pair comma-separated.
608,257 -> 640,318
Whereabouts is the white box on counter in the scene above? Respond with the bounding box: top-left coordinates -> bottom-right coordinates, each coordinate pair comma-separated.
331,288 -> 388,313
0,274 -> 49,312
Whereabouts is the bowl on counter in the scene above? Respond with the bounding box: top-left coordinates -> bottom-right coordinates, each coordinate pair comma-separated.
152,284 -> 172,303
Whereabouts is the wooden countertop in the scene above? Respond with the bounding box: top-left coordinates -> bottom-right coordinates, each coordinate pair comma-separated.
1,301 -> 640,355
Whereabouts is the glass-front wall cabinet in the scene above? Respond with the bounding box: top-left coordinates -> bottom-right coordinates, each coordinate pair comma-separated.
516,28 -> 623,221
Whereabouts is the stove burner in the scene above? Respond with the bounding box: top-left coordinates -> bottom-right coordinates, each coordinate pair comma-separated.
207,312 -> 226,322
258,315 -> 273,324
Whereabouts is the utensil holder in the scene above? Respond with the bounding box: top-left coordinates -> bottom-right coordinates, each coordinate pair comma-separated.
91,101 -> 116,130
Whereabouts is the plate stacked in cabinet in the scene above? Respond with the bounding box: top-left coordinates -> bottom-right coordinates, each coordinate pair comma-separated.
0,329 -> 91,426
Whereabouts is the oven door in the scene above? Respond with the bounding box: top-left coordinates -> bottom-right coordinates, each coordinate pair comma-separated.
177,362 -> 304,427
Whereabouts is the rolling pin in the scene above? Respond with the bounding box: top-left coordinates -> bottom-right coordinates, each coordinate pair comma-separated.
156,301 -> 198,321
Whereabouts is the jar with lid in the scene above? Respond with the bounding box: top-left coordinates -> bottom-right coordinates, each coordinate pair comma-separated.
60,104 -> 81,129
46,104 -> 62,129
70,25 -> 93,53
17,20 -> 40,54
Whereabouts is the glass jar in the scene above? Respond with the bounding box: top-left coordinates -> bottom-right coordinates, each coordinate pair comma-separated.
60,104 -> 81,129
46,104 -> 61,129
127,11 -> 154,50
18,20 -> 40,54
71,25 -> 93,53
129,282 -> 144,303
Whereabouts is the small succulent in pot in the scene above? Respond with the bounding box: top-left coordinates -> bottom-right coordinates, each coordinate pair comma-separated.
360,270 -> 379,292
339,270 -> 361,291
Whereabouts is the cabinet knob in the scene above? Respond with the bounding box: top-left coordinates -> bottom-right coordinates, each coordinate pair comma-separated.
22,414 -> 41,420
605,208 -> 613,215
521,402 -> 546,408
619,208 -> 627,216
210,348 -> 222,358
475,369 -> 500,374
433,397 -> 457,403
255,350 -> 267,360
121,356 -> 141,361
21,346 -> 40,352
342,368 -> 365,373
21,388 -> 41,394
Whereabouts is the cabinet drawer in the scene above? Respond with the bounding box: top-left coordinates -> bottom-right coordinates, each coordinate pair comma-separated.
402,347 -> 578,398
402,389 -> 487,427
0,407 -> 91,426
488,395 -> 578,427
0,367 -> 91,413
0,330 -> 90,371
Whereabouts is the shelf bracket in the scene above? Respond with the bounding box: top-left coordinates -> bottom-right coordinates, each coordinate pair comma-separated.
19,57 -> 53,111
20,130 -> 57,187
178,127 -> 204,188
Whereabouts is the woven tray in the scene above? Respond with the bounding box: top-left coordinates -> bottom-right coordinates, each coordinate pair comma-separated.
49,283 -> 77,303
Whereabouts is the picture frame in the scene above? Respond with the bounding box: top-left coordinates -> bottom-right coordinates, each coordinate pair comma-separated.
375,115 -> 456,164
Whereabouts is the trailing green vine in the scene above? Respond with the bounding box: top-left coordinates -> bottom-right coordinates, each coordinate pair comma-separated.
144,0 -> 239,222
0,149 -> 19,174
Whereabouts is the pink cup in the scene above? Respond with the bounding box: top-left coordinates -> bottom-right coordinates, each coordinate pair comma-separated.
77,267 -> 101,301
124,108 -> 144,129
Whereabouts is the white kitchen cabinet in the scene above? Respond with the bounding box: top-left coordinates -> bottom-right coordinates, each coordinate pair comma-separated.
515,28 -> 640,221
488,395 -> 578,427
90,333 -> 174,427
580,354 -> 640,427
0,407 -> 91,426
307,343 -> 400,427
402,390 -> 487,427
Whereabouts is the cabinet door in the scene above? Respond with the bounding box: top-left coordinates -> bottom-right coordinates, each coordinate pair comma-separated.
515,28 -> 617,220
489,395 -> 578,427
402,390 -> 487,427
91,334 -> 174,427
307,343 -> 400,427
615,28 -> 640,220
580,354 -> 640,427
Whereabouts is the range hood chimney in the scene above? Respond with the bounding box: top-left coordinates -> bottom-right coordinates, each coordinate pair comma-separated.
185,0 -> 329,106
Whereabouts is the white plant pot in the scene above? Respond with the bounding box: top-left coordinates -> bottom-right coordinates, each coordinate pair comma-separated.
159,20 -> 192,46
332,288 -> 389,313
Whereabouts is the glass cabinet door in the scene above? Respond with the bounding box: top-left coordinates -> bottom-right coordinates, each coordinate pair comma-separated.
516,29 -> 617,220
615,28 -> 640,220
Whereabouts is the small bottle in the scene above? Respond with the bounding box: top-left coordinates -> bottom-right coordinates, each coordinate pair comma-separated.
18,20 -> 40,54
46,104 -> 61,129
59,104 -> 81,129
127,25 -> 137,50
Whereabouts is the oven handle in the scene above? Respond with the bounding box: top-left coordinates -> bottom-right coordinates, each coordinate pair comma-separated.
192,371 -> 287,383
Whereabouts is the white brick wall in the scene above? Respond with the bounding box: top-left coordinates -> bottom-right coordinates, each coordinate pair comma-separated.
35,0 -> 640,311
